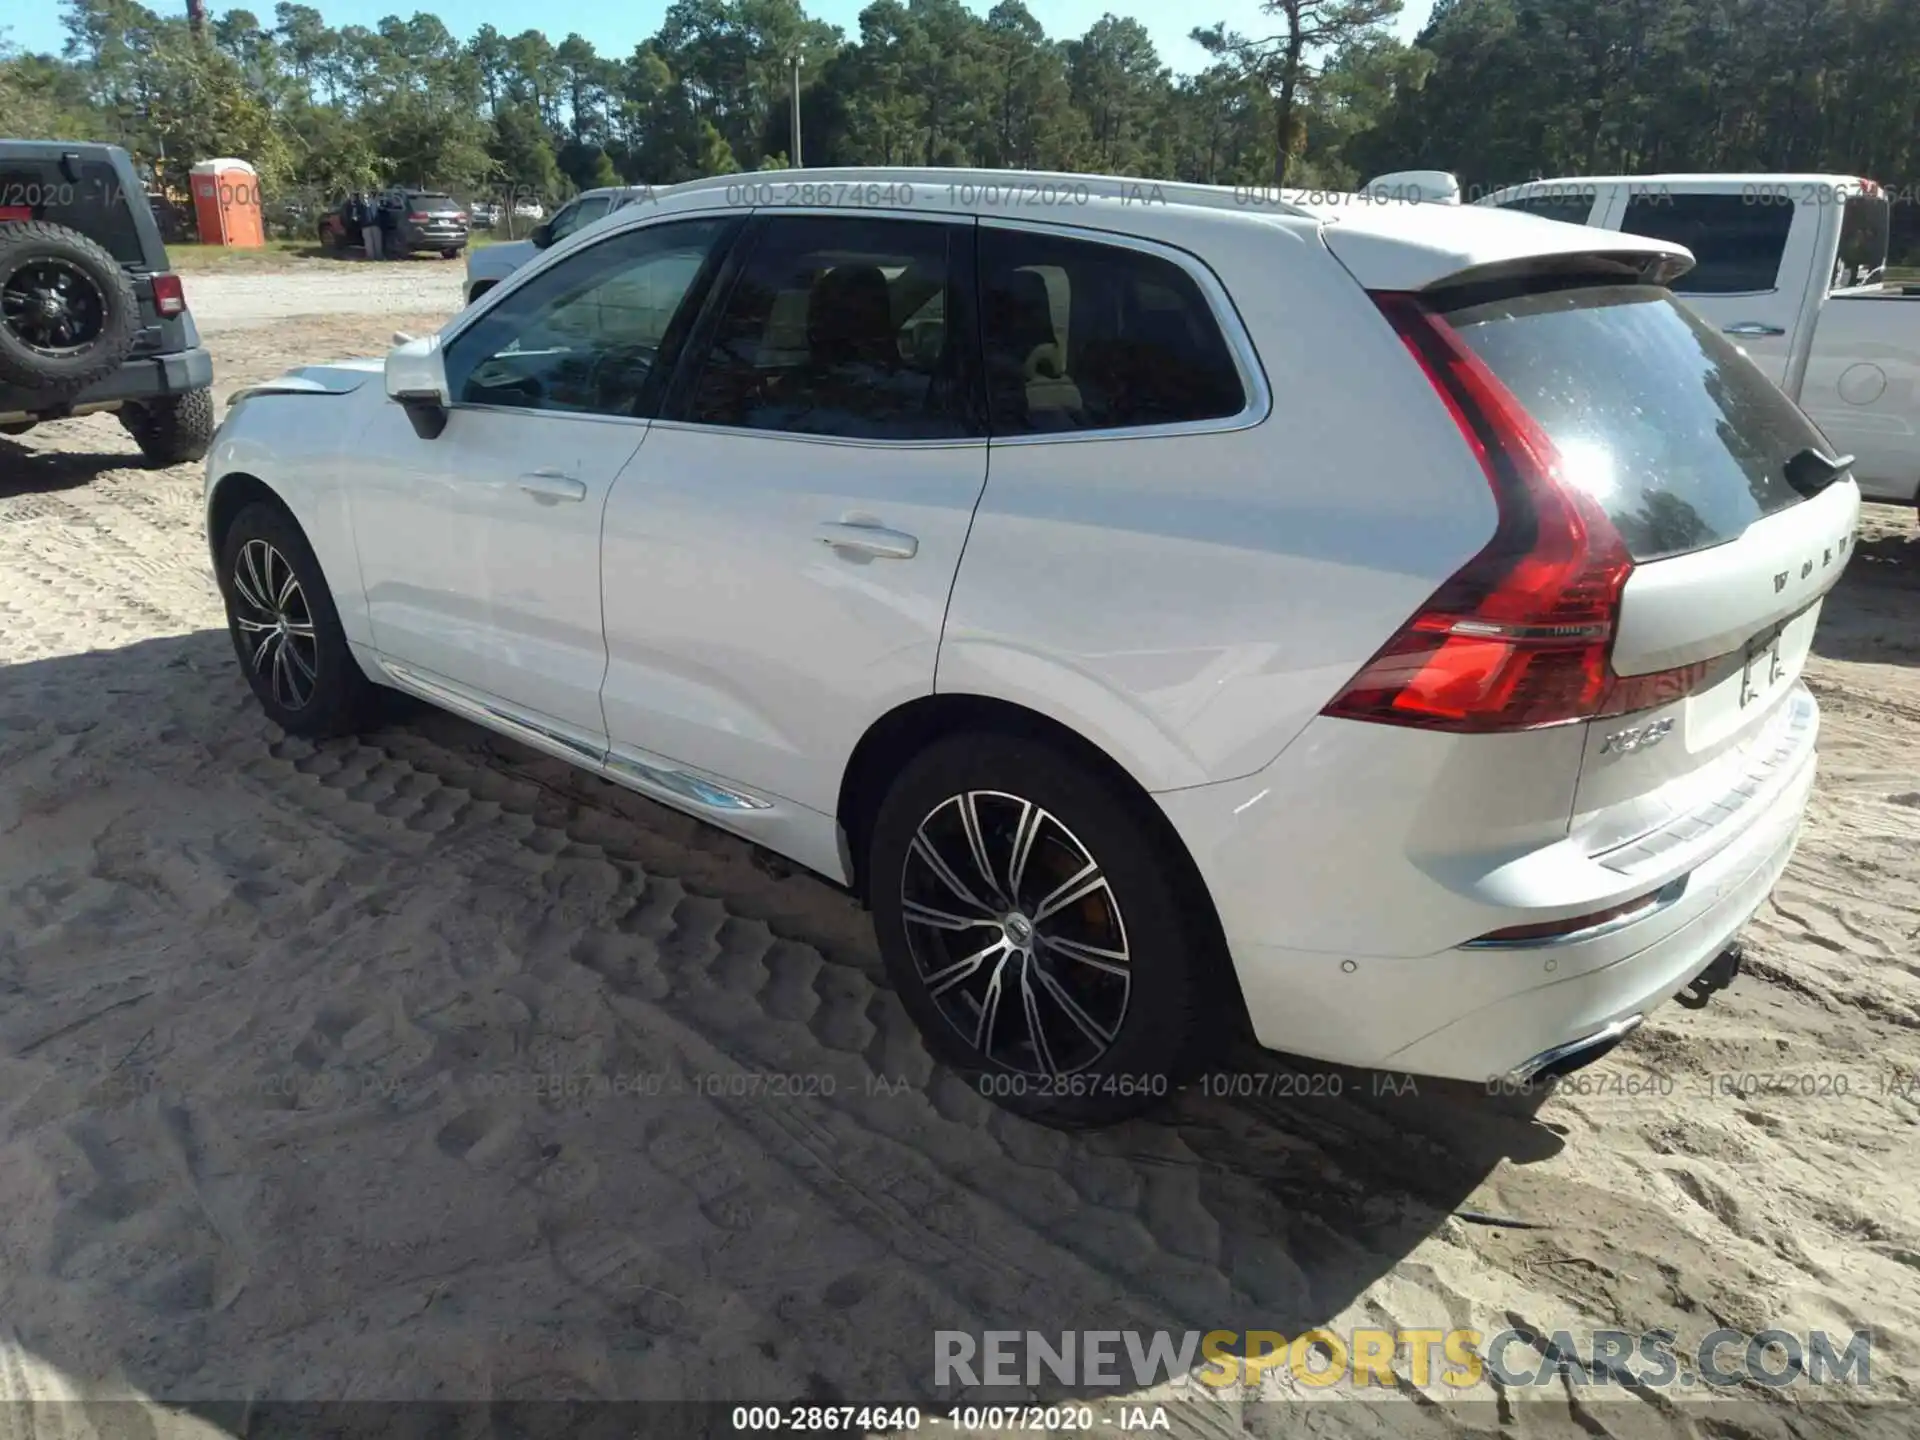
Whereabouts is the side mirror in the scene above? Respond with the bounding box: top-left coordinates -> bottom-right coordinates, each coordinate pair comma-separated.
385,334 -> 450,439
530,221 -> 554,249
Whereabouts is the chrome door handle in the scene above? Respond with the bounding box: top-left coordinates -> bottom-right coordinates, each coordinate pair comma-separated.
518,471 -> 587,503
1723,322 -> 1786,337
816,521 -> 918,560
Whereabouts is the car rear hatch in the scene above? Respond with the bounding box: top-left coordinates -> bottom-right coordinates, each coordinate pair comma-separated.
1319,210 -> 1857,884
408,195 -> 467,242
1435,280 -> 1859,872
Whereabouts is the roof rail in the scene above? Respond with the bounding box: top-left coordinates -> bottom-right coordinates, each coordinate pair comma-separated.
651,166 -> 1320,221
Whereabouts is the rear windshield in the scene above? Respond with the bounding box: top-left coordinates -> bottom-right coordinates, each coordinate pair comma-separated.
1441,284 -> 1827,563
0,155 -> 149,266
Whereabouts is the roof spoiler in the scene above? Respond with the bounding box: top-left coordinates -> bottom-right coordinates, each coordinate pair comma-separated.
1361,170 -> 1462,205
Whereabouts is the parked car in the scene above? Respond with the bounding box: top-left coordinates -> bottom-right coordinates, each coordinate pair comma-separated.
1476,173 -> 1916,508
378,189 -> 469,258
0,140 -> 215,464
512,200 -> 546,219
464,185 -> 657,304
207,166 -> 1858,1124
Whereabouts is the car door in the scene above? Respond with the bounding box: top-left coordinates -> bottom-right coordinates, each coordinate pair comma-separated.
349,214 -> 740,750
1614,188 -> 1812,386
597,211 -> 988,819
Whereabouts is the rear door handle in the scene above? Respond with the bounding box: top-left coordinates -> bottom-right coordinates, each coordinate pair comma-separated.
518,471 -> 587,503
815,521 -> 918,560
1723,322 -> 1786,337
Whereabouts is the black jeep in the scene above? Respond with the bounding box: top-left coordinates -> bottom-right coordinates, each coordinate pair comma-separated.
0,139 -> 215,466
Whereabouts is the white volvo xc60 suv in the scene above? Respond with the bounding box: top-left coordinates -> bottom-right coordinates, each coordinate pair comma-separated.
207,167 -> 1859,1124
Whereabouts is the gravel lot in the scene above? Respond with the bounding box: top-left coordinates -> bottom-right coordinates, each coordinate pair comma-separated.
0,270 -> 1916,1435
181,263 -> 466,335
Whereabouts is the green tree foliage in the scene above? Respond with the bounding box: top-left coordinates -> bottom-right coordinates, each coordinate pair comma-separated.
1352,0 -> 1920,194
7,0 -> 1916,222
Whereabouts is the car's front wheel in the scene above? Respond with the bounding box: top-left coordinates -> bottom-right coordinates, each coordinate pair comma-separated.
869,732 -> 1216,1126
120,387 -> 214,465
219,501 -> 380,737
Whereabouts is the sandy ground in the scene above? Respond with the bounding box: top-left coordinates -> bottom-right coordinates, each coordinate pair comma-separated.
0,294 -> 1918,1437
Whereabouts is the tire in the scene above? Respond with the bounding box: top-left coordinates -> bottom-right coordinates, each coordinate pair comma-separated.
869,731 -> 1217,1126
219,501 -> 381,738
441,248 -> 461,260
0,220 -> 140,392
119,387 -> 215,466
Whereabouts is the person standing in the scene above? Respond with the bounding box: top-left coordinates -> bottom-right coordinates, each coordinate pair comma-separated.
358,192 -> 384,261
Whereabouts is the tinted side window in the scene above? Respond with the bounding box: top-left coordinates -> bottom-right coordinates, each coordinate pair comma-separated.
1498,194 -> 1597,227
444,217 -> 733,418
680,215 -> 977,441
1619,194 -> 1793,294
978,227 -> 1245,435
552,195 -> 612,241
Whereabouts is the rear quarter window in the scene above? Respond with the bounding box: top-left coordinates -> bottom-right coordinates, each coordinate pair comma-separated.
1442,284 -> 1829,562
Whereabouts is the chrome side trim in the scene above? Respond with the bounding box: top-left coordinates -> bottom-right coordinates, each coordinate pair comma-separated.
1505,1015 -> 1645,1085
645,419 -> 985,452
378,661 -> 607,765
604,751 -> 774,812
1460,876 -> 1691,951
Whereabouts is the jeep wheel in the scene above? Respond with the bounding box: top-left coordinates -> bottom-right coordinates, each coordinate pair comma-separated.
120,388 -> 215,466
0,221 -> 140,392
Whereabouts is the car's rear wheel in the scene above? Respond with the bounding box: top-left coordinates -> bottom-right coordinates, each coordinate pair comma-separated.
869,732 -> 1214,1126
120,387 -> 215,466
219,501 -> 380,738
441,247 -> 461,260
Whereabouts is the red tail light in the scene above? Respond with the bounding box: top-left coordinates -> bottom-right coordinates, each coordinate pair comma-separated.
408,211 -> 429,222
1322,292 -> 1642,733
151,272 -> 186,318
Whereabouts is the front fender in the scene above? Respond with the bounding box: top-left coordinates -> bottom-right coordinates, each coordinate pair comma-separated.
207,383 -> 377,649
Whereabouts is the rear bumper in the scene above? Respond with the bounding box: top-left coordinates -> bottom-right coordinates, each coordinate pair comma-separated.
1158,689 -> 1819,1079
0,345 -> 212,421
1385,757 -> 1807,1080
398,229 -> 467,251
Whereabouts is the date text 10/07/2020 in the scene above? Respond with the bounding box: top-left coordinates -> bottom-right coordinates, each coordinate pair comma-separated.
728,1405 -> 1171,1431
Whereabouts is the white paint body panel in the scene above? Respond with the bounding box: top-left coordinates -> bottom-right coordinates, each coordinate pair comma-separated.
206,165 -> 1845,1083
1800,293 -> 1920,503
599,423 -> 990,816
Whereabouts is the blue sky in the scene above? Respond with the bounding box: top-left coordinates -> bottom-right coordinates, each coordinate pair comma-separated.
8,1 -> 1437,74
